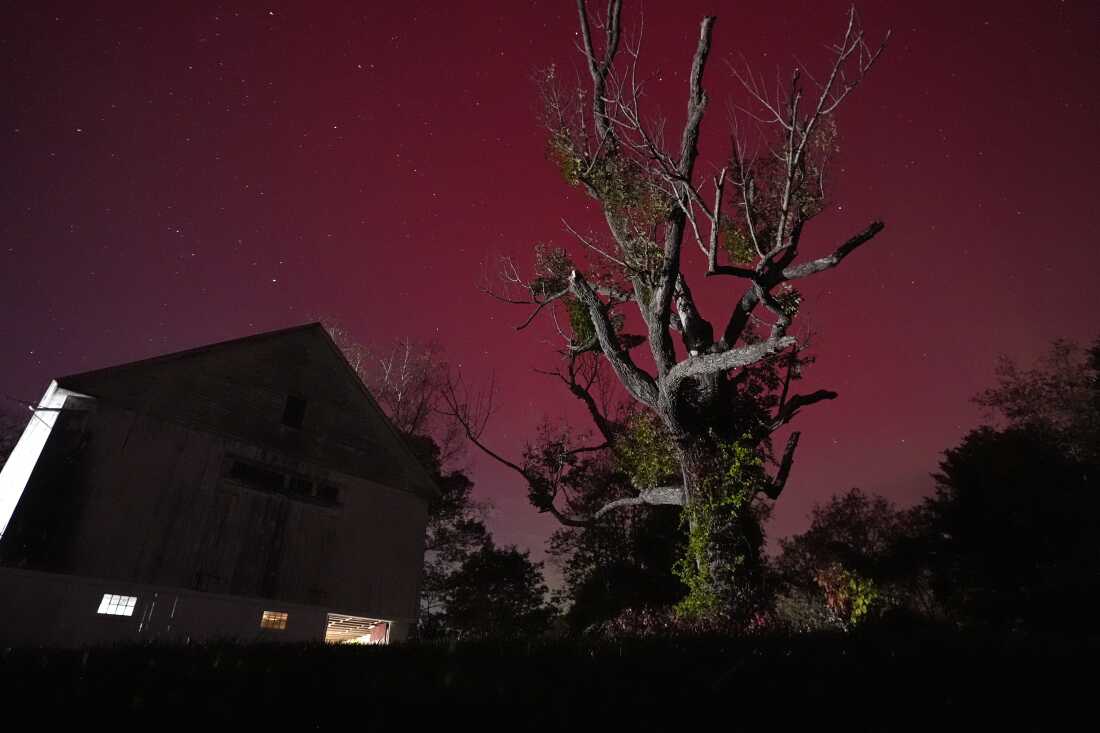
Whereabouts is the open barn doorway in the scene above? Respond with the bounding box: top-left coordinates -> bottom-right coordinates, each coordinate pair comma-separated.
325,613 -> 390,644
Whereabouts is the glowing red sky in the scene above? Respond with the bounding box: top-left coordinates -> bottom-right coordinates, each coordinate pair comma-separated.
2,1 -> 1098,563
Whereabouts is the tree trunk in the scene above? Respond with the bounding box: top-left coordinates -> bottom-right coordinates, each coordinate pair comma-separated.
676,435 -> 766,619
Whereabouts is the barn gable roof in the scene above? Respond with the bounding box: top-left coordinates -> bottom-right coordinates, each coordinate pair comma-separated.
56,323 -> 438,502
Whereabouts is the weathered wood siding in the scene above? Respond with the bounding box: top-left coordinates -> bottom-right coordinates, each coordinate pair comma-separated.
0,325 -> 430,627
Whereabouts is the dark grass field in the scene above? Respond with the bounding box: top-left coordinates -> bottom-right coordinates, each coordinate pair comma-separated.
0,628 -> 1093,721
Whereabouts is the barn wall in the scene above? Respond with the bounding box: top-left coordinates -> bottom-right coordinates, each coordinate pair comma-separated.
0,326 -> 433,646
0,566 -> 353,647
0,398 -> 427,626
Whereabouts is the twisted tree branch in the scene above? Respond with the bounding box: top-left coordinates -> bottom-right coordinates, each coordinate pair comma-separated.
570,269 -> 659,407
782,221 -> 885,280
761,431 -> 800,500
667,335 -> 795,391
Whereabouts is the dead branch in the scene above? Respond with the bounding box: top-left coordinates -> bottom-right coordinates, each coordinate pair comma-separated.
781,221 -> 885,280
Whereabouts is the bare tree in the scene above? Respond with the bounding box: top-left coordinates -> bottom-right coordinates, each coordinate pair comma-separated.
324,321 -> 463,466
453,2 -> 889,614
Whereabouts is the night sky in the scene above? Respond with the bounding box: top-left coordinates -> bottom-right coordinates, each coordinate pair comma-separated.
2,1 -> 1098,567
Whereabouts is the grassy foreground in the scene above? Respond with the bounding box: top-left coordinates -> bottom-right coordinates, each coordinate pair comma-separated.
0,628 -> 1093,719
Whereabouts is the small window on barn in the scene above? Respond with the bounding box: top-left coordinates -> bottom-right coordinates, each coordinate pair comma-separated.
97,594 -> 137,616
260,610 -> 288,630
282,395 -> 307,429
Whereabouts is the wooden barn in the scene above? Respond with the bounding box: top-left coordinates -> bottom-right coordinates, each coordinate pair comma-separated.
0,323 -> 436,646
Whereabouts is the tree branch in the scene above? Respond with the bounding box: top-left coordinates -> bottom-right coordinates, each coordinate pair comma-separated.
570,269 -> 659,406
761,432 -> 800,500
545,484 -> 685,527
649,16 -> 716,378
515,287 -> 571,330
667,335 -> 795,391
577,0 -> 623,148
439,375 -> 529,480
717,286 -> 761,350
547,357 -> 619,443
781,221 -> 885,280
704,168 -> 727,268
772,389 -> 838,430
673,273 -> 714,356
676,16 -> 715,176
707,264 -> 757,279
596,484 -> 685,516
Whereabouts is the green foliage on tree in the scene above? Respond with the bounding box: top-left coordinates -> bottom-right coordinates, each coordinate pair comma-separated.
563,296 -> 596,349
774,488 -> 930,631
612,412 -> 680,491
673,433 -> 771,619
814,563 -> 879,628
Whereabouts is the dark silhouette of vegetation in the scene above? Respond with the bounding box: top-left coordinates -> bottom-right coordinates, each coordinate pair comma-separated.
444,542 -> 555,640
974,338 -> 1099,463
924,425 -> 1099,630
921,336 -> 1100,631
774,336 -> 1100,634
403,434 -> 491,640
545,452 -> 686,632
0,634 -> 1092,717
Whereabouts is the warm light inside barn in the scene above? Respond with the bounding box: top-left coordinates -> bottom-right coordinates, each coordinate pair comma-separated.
325,613 -> 389,644
260,611 -> 288,630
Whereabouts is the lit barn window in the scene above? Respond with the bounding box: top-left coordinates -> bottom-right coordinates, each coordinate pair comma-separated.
97,594 -> 137,616
260,610 -> 288,630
